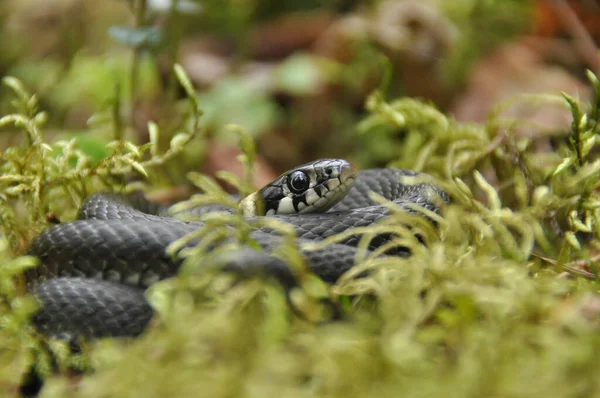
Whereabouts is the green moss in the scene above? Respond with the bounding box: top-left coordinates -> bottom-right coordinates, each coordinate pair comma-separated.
2,65 -> 600,397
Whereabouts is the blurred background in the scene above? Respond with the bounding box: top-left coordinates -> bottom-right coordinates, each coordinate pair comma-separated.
0,0 -> 596,189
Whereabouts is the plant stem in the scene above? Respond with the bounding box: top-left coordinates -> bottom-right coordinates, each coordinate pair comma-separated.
167,0 -> 183,103
130,0 -> 147,139
113,80 -> 123,141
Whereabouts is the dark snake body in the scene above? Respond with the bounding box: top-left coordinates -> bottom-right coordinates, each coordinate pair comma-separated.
25,168 -> 447,339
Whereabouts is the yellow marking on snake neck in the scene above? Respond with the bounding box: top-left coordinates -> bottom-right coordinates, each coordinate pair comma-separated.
239,192 -> 265,217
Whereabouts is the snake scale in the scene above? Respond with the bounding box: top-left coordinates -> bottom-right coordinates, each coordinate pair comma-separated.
24,160 -> 448,340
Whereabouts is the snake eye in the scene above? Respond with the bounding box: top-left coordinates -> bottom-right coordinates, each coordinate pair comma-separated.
288,171 -> 310,194
324,167 -> 332,175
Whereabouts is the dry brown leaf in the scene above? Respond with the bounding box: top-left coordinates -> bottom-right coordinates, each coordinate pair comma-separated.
452,40 -> 590,137
202,140 -> 277,192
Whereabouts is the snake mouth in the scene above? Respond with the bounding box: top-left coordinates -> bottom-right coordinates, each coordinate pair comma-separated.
298,160 -> 356,214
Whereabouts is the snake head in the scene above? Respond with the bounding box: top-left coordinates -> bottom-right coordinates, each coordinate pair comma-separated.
241,159 -> 356,216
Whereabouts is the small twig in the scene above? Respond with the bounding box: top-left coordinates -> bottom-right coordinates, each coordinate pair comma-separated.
551,0 -> 600,74
563,264 -> 596,279
532,251 -> 600,279
566,252 -> 600,267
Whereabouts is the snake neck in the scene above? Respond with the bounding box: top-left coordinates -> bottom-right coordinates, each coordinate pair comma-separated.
239,192 -> 265,217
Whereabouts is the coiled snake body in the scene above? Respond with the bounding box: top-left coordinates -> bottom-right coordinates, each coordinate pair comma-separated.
25,160 -> 447,339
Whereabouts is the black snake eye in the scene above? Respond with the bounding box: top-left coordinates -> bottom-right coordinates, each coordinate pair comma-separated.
324,167 -> 332,175
288,171 -> 310,194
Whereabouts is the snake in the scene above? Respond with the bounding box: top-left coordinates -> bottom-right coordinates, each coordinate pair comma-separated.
24,159 -> 448,340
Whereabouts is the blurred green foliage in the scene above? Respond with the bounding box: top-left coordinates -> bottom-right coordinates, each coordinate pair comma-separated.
440,0 -> 532,86
0,0 -> 530,167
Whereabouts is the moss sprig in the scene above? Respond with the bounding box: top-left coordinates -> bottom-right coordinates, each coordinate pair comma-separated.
0,68 -> 196,253
548,71 -> 600,267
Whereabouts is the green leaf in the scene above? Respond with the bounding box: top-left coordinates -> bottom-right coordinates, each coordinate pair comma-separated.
0,256 -> 38,276
170,133 -> 191,151
572,218 -> 592,233
174,64 -> 195,98
124,142 -> 141,157
5,185 -> 28,196
553,157 -> 575,176
2,76 -> 31,104
74,135 -> 110,165
274,54 -> 324,96
33,111 -> 48,126
586,69 -> 600,123
174,64 -> 203,118
215,171 -> 243,192
473,170 -> 501,210
123,159 -> 148,178
586,69 -> 600,89
227,124 -> 255,165
582,135 -> 597,158
108,26 -> 165,49
578,114 -> 589,132
187,172 -> 225,195
148,122 -> 160,156
565,231 -> 581,250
